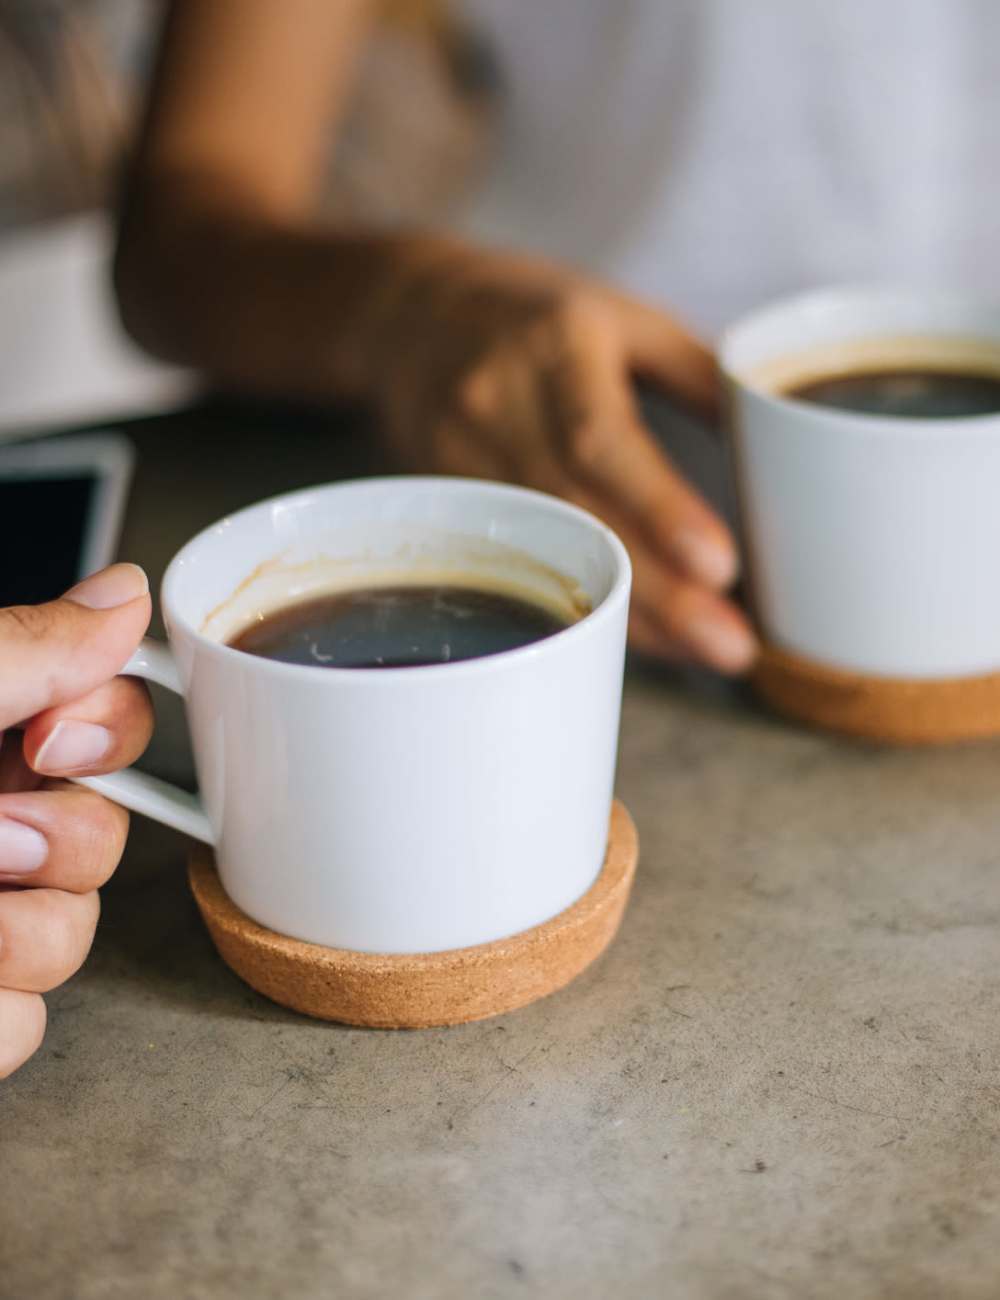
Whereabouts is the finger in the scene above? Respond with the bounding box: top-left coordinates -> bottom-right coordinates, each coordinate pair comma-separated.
23,676 -> 153,778
464,342 -> 550,483
634,584 -> 753,672
441,347 -> 754,672
605,288 -> 720,418
566,483 -> 756,674
0,565 -> 150,733
628,606 -> 688,662
468,419 -> 755,674
0,886 -> 99,993
547,340 -> 739,590
0,785 -> 129,891
0,988 -> 46,1079
629,542 -> 756,673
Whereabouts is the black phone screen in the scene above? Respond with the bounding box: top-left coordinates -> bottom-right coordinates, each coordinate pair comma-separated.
0,475 -> 96,607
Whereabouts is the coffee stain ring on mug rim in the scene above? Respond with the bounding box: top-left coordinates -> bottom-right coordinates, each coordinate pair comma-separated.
199,536 -> 592,646
745,333 -> 1000,408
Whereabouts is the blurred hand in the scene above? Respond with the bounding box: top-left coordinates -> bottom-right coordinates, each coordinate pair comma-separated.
376,246 -> 756,671
0,564 -> 152,1079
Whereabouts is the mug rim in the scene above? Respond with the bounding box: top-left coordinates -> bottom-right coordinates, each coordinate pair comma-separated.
719,283 -> 1000,435
160,475 -> 632,684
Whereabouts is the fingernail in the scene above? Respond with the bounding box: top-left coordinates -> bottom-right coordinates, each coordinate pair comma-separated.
0,818 -> 48,874
672,530 -> 738,588
688,616 -> 757,673
66,563 -> 149,610
34,721 -> 112,774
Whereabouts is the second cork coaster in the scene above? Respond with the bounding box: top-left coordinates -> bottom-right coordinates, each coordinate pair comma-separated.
188,800 -> 638,1028
753,642 -> 1000,745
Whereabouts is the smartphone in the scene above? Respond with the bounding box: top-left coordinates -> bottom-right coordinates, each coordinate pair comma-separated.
0,431 -> 134,607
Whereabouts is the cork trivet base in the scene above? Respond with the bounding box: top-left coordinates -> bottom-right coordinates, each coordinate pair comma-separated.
188,800 -> 638,1029
753,643 -> 1000,745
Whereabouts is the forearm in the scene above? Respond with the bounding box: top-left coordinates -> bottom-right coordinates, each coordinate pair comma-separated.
114,184 -> 459,405
114,0 -> 390,400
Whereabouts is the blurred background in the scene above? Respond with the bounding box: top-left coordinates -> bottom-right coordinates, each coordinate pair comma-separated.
8,0 -> 1000,447
0,0 -> 186,434
0,0 -> 497,438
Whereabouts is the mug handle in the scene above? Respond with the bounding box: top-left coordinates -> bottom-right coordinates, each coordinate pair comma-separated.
72,638 -> 215,845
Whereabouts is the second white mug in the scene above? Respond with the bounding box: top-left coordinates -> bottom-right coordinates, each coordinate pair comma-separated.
720,286 -> 1000,679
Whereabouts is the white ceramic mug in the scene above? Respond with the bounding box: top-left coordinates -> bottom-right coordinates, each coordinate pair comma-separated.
720,286 -> 1000,677
79,477 -> 630,954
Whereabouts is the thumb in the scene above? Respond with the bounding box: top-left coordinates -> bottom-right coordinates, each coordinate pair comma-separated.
0,564 -> 151,732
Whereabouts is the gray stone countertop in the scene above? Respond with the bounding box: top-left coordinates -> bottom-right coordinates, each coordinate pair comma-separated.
3,403 -> 999,1300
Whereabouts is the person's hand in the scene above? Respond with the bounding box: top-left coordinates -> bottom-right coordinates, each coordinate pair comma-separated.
0,565 -> 152,1079
374,244 -> 756,671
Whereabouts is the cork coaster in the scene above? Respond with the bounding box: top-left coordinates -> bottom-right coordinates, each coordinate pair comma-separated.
753,642 -> 1000,745
188,800 -> 638,1028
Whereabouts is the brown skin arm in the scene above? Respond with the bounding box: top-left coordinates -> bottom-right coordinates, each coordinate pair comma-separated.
116,0 -> 391,398
115,0 -> 756,671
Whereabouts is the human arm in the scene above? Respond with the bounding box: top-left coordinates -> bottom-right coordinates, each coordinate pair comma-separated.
115,0 -> 755,670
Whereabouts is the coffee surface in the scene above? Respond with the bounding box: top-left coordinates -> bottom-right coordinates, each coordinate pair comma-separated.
228,584 -> 573,668
785,368 -> 1000,419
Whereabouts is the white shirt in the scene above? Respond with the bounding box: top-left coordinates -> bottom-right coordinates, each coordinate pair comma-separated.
457,0 -> 1000,334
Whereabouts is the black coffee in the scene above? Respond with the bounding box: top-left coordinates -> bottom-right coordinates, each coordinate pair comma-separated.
229,584 -> 573,669
785,369 -> 1000,419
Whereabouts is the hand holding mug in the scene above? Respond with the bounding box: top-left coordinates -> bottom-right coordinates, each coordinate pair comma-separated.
0,564 -> 152,1079
375,244 -> 756,671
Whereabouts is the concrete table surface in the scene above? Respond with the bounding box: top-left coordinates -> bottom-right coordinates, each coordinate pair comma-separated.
4,404 -> 1000,1300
